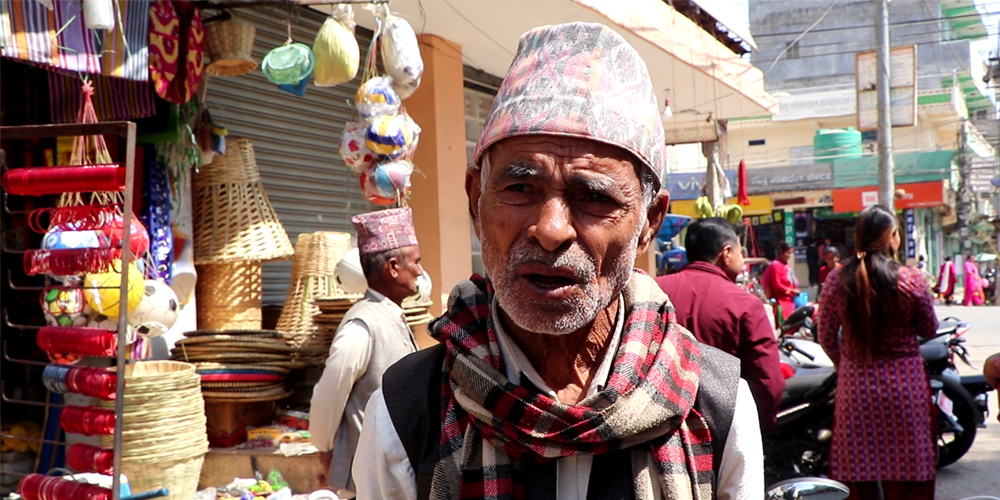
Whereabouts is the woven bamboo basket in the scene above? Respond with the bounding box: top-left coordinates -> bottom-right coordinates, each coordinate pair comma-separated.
97,361 -> 208,500
275,232 -> 353,339
205,19 -> 258,77
196,261 -> 262,330
193,138 -> 294,264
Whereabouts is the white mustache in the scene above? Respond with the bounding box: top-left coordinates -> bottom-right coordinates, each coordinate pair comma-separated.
504,241 -> 597,283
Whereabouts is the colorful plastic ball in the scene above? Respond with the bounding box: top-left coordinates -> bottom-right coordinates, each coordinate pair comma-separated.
87,315 -> 138,344
365,115 -> 413,157
359,169 -> 397,206
41,288 -> 87,327
340,122 -> 377,173
83,262 -> 144,317
102,215 -> 150,257
42,229 -> 103,251
355,76 -> 401,120
370,160 -> 412,199
127,280 -> 180,337
47,352 -> 83,365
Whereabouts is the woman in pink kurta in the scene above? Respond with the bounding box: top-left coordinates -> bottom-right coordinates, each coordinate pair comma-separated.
817,205 -> 937,500
762,241 -> 800,321
963,255 -> 984,306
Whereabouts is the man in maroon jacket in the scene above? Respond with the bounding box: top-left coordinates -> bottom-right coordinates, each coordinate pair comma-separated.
657,218 -> 784,434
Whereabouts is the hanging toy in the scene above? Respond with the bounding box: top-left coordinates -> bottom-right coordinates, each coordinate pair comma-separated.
41,287 -> 89,328
355,76 -> 401,121
367,159 -> 413,201
83,262 -> 144,317
41,229 -> 106,285
313,5 -> 360,87
127,279 -> 180,338
339,122 -> 377,173
365,114 -> 413,157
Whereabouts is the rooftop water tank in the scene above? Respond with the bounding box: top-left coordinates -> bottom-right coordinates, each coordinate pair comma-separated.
814,128 -> 862,163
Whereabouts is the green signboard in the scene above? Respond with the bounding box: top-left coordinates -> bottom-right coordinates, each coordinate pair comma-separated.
784,210 -> 795,245
833,150 -> 955,188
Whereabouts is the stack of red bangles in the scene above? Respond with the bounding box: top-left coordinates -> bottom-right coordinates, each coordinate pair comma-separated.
42,364 -> 118,400
37,327 -> 117,358
17,474 -> 112,500
60,406 -> 115,436
66,444 -> 114,475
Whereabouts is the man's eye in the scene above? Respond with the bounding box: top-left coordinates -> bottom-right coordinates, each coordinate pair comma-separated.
583,192 -> 613,203
503,183 -> 528,193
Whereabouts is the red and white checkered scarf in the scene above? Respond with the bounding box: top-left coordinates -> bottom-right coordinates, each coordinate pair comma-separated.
428,272 -> 714,500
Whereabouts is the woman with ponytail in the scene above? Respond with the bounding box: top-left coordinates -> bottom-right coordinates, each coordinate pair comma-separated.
817,205 -> 938,500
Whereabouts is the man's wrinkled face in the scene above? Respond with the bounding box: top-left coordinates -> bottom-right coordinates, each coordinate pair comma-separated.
467,136 -> 659,335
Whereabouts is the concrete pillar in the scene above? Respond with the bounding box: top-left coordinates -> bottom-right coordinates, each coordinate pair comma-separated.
406,34 -> 472,347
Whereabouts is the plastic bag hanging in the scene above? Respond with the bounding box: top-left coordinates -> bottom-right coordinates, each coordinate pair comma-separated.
313,5 -> 359,87
381,14 -> 423,99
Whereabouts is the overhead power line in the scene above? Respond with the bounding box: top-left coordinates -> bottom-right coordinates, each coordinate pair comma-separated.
752,9 -> 1000,39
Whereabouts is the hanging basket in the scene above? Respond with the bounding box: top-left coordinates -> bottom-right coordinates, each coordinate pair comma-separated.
192,138 -> 294,264
205,19 -> 258,77
195,261 -> 263,330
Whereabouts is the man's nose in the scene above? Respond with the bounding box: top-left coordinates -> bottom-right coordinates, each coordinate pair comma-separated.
528,197 -> 576,252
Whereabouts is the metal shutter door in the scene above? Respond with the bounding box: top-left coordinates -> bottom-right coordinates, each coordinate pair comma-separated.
205,7 -> 375,305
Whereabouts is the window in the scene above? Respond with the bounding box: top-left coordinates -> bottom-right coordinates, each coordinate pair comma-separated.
749,139 -> 766,146
784,41 -> 800,59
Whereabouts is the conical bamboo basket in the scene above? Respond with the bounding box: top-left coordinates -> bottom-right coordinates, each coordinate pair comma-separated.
275,232 -> 353,340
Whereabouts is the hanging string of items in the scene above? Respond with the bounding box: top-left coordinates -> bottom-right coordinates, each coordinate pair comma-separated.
336,3 -> 424,208
37,326 -> 119,357
66,444 -> 116,475
27,205 -> 120,233
0,165 -> 127,196
17,474 -> 112,500
42,364 -> 118,400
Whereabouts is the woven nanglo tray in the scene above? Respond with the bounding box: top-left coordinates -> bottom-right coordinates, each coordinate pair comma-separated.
202,387 -> 293,402
184,329 -> 285,339
172,352 -> 290,362
201,381 -> 279,391
193,362 -> 290,375
176,336 -> 297,350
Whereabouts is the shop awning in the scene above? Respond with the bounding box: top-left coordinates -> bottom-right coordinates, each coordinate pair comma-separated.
833,151 -> 955,189
831,180 -> 948,213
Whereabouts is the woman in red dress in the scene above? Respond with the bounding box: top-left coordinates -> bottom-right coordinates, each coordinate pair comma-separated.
817,205 -> 937,500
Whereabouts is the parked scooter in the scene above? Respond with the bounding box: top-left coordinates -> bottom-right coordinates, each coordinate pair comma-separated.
765,478 -> 848,500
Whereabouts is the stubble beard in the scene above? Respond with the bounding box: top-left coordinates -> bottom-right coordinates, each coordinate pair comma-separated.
481,227 -> 641,336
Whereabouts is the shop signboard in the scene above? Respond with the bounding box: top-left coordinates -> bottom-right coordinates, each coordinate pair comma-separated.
770,189 -> 834,211
784,209 -> 795,245
904,209 -> 916,259
833,151 -> 954,188
832,180 -> 946,213
856,45 -> 917,131
665,170 -> 738,200
969,156 -> 998,194
744,164 -> 834,194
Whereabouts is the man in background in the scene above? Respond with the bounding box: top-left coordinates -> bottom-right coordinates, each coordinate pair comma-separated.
310,208 -> 422,498
657,218 -> 784,434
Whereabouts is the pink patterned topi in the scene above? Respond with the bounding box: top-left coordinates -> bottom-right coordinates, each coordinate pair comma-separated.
473,22 -> 666,189
351,207 -> 418,255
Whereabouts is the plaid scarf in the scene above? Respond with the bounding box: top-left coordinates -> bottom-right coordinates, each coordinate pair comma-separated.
428,272 -> 714,500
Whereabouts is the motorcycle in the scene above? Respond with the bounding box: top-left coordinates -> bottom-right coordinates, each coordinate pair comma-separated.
765,478 -> 848,500
920,317 -> 994,468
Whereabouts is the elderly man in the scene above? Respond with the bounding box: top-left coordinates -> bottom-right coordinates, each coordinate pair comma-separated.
310,208 -> 422,497
354,23 -> 762,500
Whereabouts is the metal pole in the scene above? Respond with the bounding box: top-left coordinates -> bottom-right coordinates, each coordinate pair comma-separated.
875,0 -> 895,210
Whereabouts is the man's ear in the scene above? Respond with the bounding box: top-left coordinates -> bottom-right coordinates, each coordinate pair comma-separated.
466,167 -> 483,240
386,255 -> 401,279
637,189 -> 670,255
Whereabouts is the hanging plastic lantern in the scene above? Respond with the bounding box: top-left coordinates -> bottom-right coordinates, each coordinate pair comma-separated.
340,122 -> 377,173
355,76 -> 401,121
365,114 -> 413,157
381,15 -> 423,99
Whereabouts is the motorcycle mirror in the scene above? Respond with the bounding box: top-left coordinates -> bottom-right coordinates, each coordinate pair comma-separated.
766,477 -> 850,500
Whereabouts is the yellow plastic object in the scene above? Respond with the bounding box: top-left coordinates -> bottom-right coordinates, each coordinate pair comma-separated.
84,261 -> 144,317
313,16 -> 359,87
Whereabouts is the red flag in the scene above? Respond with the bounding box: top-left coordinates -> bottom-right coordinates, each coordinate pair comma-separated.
737,159 -> 751,206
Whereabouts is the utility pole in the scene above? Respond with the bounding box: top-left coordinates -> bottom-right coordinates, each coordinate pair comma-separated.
875,0 -> 895,210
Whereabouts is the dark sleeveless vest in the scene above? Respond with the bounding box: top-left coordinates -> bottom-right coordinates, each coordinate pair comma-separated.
381,342 -> 740,500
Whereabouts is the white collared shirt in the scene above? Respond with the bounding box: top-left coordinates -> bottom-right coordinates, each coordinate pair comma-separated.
352,296 -> 763,500
310,289 -> 406,453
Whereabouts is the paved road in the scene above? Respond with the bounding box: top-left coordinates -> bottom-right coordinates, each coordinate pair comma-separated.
933,305 -> 1000,500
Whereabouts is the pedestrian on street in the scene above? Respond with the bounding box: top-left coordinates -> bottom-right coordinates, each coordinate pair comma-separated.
963,253 -> 985,306
309,208 -> 422,498
817,246 -> 841,296
657,217 -> 785,434
817,204 -> 938,500
761,241 -> 801,321
985,353 -> 1000,422
935,256 -> 956,305
353,22 -> 763,500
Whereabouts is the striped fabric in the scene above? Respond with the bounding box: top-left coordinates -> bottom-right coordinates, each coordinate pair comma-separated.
428,273 -> 715,500
48,72 -> 155,124
2,0 -> 148,81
